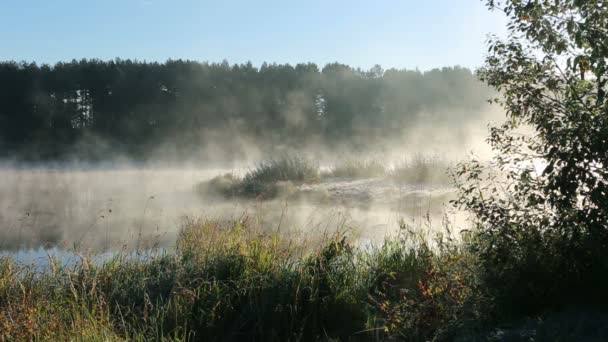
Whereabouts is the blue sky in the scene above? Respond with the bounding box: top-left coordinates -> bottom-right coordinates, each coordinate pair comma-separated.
0,0 -> 507,70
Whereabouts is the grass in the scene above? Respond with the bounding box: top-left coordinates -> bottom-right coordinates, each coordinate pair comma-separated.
138,152 -> 608,340
196,155 -> 320,199
239,155 -> 320,198
322,156 -> 453,185
390,155 -> 452,185
0,218 -> 477,341
2,216 -> 607,341
324,159 -> 387,179
196,155 -> 453,202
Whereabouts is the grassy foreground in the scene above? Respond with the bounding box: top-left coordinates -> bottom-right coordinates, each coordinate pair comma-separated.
3,217 -> 608,341
0,219 -> 477,341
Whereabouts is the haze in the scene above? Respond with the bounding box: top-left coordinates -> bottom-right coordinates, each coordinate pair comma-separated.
0,0 -> 504,255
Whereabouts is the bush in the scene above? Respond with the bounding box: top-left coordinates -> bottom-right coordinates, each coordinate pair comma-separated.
456,0 -> 608,324
367,223 -> 475,341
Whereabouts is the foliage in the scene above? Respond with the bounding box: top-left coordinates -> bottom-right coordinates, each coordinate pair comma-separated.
196,155 -> 320,199
453,0 -> 608,319
0,218 -> 475,341
239,155 -> 320,198
0,61 -> 491,161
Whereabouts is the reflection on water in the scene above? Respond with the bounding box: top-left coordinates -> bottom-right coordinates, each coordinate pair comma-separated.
0,246 -> 169,273
0,247 -> 108,272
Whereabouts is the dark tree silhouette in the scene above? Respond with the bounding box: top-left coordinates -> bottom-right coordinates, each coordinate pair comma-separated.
0,59 -> 491,161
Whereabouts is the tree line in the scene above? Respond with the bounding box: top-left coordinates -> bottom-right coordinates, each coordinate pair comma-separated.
0,59 -> 492,161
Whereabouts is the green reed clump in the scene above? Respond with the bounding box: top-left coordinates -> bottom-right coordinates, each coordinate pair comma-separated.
196,155 -> 456,203
0,218 -> 478,341
239,155 -> 320,198
197,155 -> 320,199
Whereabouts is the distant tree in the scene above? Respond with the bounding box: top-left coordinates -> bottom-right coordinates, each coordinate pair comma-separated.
0,59 -> 490,160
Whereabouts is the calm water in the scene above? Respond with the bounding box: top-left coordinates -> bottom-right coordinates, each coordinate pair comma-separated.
0,166 -> 459,264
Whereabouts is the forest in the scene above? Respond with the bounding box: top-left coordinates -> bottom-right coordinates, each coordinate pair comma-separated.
0,60 -> 491,160
3,0 -> 608,340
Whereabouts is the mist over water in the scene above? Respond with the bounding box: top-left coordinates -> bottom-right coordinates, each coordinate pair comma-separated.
1,168 -> 212,251
0,61 -> 504,261
0,153 -> 474,257
0,117 -> 501,258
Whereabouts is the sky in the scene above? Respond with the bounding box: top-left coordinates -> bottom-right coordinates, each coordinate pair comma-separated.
0,0 -> 508,71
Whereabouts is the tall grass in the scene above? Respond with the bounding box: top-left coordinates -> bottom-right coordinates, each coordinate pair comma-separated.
0,218 -> 475,341
196,155 -> 455,202
240,155 -> 320,198
196,155 -> 320,199
324,159 -> 387,179
390,155 -> 452,185
3,212 -> 601,340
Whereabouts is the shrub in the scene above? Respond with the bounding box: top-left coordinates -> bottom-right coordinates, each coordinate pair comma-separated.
367,223 -> 475,341
452,0 -> 608,322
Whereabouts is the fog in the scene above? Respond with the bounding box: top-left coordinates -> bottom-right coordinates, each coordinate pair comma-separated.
0,108 -> 501,256
0,61 -> 506,259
